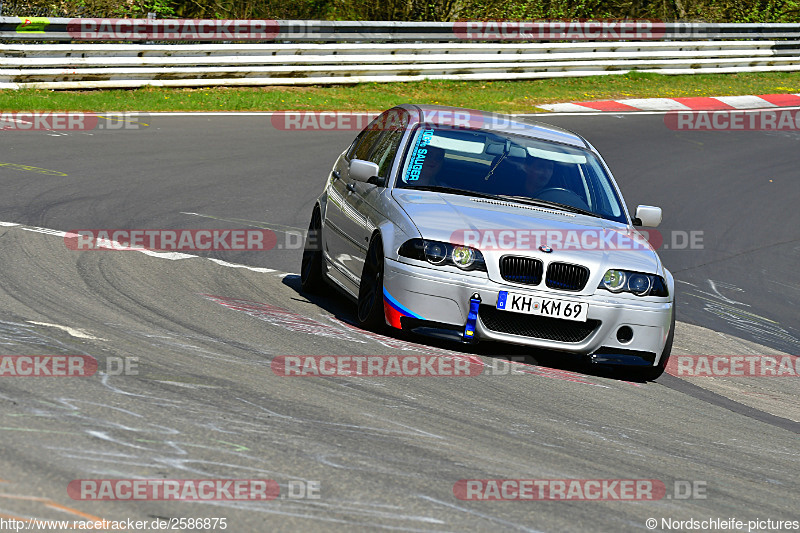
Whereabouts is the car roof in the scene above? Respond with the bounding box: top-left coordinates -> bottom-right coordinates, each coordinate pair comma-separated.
398,104 -> 589,149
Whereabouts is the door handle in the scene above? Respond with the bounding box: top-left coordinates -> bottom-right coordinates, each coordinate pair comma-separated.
346,182 -> 356,193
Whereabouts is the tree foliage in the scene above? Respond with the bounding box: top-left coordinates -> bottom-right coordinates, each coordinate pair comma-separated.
3,0 -> 800,22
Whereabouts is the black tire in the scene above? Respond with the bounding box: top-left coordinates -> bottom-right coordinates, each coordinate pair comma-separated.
300,206 -> 325,293
357,236 -> 386,331
633,299 -> 676,381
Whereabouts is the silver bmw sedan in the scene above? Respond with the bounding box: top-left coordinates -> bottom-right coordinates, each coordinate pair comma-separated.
301,104 -> 674,380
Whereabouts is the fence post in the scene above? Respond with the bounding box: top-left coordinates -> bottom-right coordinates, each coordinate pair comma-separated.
145,12 -> 156,45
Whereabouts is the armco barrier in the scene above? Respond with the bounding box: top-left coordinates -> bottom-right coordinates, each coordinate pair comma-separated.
2,18 -> 800,88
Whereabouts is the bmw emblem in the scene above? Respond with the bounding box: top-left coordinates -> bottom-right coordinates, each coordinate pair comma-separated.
539,245 -> 553,253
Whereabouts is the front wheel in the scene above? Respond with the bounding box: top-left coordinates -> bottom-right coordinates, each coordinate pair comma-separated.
356,236 -> 386,331
300,206 -> 325,293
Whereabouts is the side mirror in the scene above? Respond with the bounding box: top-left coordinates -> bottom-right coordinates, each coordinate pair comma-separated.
350,159 -> 380,184
633,205 -> 662,227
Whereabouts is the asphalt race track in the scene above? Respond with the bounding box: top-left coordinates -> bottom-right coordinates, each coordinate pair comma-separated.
0,112 -> 797,532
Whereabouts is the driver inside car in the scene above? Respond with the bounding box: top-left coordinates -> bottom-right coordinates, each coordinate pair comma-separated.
521,155 -> 555,198
416,145 -> 446,186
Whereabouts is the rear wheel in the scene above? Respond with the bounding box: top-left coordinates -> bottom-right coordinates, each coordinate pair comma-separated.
300,206 -> 325,293
357,236 -> 386,331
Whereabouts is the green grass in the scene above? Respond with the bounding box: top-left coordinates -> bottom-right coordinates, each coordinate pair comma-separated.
3,72 -> 800,112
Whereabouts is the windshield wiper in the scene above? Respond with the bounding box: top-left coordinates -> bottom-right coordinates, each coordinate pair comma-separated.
496,195 -> 603,218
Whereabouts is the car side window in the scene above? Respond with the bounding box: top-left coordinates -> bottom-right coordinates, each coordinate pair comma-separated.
345,133 -> 365,160
365,109 -> 409,178
350,121 -> 384,162
349,108 -> 408,163
371,128 -> 406,179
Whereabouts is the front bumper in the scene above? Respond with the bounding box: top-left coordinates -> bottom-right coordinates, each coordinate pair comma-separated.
383,258 -> 673,363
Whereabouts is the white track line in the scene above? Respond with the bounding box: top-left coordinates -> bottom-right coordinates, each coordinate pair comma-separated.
1,220 -> 292,276
20,227 -> 68,237
26,320 -> 106,340
207,258 -> 276,273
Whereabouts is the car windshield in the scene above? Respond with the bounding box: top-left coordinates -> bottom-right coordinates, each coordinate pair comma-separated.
396,125 -> 628,223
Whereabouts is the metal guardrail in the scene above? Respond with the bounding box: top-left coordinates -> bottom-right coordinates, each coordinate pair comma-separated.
2,18 -> 800,88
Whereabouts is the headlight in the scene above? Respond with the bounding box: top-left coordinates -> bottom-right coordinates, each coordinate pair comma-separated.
451,246 -> 476,269
398,239 -> 486,271
602,270 -> 627,293
598,269 -> 668,297
423,241 -> 448,265
627,273 -> 652,296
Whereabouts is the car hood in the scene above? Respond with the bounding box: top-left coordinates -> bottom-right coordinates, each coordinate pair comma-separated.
391,189 -> 661,277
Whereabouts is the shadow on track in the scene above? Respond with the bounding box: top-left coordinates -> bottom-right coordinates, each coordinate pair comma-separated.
281,274 -> 652,384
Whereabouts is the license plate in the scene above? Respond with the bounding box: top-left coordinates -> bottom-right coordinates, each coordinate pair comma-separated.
496,291 -> 588,322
